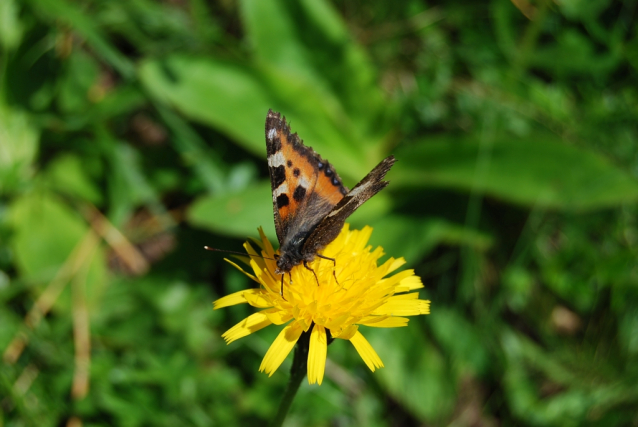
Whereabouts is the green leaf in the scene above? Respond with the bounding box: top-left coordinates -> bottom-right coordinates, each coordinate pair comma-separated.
139,56 -> 273,156
45,153 -> 102,204
0,105 -> 38,195
368,215 -> 492,265
139,55 -> 378,178
103,136 -> 168,227
241,0 -> 386,132
392,134 -> 638,211
429,308 -> 490,377
368,326 -> 455,422
58,50 -> 100,113
0,0 -> 23,50
8,191 -> 107,306
9,192 -> 84,279
187,181 -> 277,241
26,0 -> 135,78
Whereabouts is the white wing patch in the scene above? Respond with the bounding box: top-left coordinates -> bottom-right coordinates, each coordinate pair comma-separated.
297,175 -> 311,190
273,183 -> 289,199
268,151 -> 285,168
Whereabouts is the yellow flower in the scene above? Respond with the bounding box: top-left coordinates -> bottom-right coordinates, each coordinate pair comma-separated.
213,224 -> 430,385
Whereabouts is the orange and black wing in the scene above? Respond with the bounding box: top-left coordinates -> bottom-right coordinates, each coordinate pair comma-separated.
265,110 -> 348,247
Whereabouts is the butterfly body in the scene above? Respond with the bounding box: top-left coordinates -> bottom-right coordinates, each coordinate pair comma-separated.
265,110 -> 395,276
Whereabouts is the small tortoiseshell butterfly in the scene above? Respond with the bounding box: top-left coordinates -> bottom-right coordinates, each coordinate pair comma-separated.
266,110 -> 395,280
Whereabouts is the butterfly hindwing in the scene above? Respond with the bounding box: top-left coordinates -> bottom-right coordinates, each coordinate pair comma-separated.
302,156 -> 396,256
265,110 -> 348,249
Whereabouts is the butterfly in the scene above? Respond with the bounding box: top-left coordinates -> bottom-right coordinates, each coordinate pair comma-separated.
266,110 -> 395,284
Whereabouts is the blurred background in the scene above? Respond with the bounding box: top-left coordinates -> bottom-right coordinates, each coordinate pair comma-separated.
1,0 -> 638,425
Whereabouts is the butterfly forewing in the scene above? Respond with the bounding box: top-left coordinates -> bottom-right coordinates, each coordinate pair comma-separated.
265,110 -> 348,248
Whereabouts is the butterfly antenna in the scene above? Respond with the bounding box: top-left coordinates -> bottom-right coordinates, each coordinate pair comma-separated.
204,246 -> 276,261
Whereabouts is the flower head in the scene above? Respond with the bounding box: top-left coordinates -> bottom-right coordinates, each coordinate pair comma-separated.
213,224 -> 430,385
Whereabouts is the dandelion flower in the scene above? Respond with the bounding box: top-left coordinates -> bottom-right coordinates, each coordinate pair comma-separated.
213,224 -> 430,385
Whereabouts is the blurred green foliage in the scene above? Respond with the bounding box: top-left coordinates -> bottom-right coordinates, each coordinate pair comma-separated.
1,0 -> 638,425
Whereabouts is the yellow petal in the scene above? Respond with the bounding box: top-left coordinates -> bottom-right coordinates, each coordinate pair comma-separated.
325,313 -> 351,330
223,258 -> 258,282
222,312 -> 273,344
372,295 -> 430,316
375,270 -> 415,292
396,273 -> 423,291
350,331 -> 384,372
263,308 -> 293,325
359,316 -> 409,327
259,322 -> 303,376
244,291 -> 272,308
246,236 -> 264,250
213,288 -> 263,309
308,325 -> 327,385
258,227 -> 276,256
378,257 -> 406,276
332,324 -> 358,340
245,243 -> 269,275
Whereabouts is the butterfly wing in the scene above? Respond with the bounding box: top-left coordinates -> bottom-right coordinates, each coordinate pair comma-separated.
265,110 -> 348,247
302,156 -> 396,256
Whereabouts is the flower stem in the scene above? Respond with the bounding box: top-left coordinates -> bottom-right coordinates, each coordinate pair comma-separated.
269,328 -> 311,427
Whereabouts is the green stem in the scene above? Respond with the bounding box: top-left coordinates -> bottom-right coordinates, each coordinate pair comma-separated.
269,328 -> 311,427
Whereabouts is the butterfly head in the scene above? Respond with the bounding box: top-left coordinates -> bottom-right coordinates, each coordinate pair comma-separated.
274,236 -> 307,274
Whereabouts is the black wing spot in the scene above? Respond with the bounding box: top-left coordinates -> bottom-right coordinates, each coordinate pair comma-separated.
340,186 -> 348,195
293,168 -> 300,177
277,194 -> 289,208
317,161 -> 324,170
272,165 -> 286,188
325,167 -> 333,177
332,177 -> 340,186
287,160 -> 293,168
293,185 -> 307,202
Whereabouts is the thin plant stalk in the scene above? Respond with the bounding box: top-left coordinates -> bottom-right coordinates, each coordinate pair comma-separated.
269,328 -> 311,427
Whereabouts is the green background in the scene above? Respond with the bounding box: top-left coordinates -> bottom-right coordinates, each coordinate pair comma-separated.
2,0 -> 638,425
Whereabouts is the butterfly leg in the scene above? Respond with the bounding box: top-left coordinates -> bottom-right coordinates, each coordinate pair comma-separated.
316,254 -> 339,285
303,261 -> 320,286
279,274 -> 287,300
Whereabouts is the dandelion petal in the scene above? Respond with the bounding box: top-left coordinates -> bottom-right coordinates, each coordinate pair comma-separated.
360,316 -> 409,327
372,294 -> 431,316
308,325 -> 327,385
223,258 -> 257,281
222,312 -> 272,344
350,331 -> 384,372
399,274 -> 423,290
244,291 -> 272,308
213,289 -> 262,309
259,322 -> 303,376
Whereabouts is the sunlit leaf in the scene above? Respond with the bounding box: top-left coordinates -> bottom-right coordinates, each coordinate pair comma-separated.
45,154 -> 102,204
392,134 -> 638,210
8,191 -> 107,307
368,326 -> 456,422
187,181 -> 277,241
139,55 -> 377,178
0,0 -> 23,50
0,105 -> 38,195
368,215 -> 492,265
